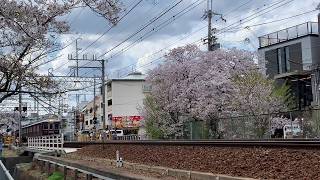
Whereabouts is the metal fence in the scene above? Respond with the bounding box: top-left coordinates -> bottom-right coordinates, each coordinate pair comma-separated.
113,135 -> 145,140
258,22 -> 318,48
182,109 -> 320,140
0,161 -> 13,180
27,134 -> 64,151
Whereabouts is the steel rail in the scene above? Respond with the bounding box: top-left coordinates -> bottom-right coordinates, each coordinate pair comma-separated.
64,139 -> 320,149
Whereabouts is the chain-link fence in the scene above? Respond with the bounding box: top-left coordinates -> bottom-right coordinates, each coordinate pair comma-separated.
183,109 -> 320,140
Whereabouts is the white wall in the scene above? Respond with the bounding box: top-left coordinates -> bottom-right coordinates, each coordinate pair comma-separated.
110,80 -> 145,117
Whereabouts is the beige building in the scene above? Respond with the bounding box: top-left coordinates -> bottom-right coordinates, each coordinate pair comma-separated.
82,96 -> 103,130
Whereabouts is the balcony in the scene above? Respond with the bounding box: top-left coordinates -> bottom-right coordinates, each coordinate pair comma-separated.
259,22 -> 318,48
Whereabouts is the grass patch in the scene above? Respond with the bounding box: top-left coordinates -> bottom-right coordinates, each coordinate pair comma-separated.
48,172 -> 64,180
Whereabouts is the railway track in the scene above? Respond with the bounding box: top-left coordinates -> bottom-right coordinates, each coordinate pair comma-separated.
64,139 -> 320,149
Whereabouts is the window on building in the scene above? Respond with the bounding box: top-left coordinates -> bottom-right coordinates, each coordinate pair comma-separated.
55,123 -> 59,129
89,108 -> 93,113
49,124 -> 53,130
43,123 -> 48,129
142,84 -> 152,92
277,48 -> 282,73
285,46 -> 290,71
107,83 -> 112,92
108,99 -> 112,106
90,120 -> 93,124
85,121 -> 88,125
277,46 -> 290,74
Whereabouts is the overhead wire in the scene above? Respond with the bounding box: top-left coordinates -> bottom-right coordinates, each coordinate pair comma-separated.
79,0 -> 144,55
51,1 -> 144,72
216,0 -> 296,34
124,0 -> 302,76
104,0 -> 206,62
227,9 -> 317,30
96,0 -> 184,59
81,0 -> 204,77
110,0 -> 282,76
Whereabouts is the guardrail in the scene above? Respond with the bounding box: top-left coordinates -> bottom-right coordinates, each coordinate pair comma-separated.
27,134 -> 64,151
0,160 -> 14,180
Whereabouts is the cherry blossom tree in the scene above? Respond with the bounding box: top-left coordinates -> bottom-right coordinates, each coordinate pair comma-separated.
145,44 -> 290,139
228,72 -> 291,138
0,0 -> 122,102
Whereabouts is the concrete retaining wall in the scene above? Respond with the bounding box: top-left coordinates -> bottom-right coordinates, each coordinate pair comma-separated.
37,154 -> 256,180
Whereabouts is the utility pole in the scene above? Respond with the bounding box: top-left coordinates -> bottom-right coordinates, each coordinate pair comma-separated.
75,38 -> 81,77
69,38 -> 82,139
204,0 -> 225,51
18,91 -> 22,146
101,59 -> 107,130
93,76 -> 96,128
207,0 -> 213,51
74,38 -> 81,112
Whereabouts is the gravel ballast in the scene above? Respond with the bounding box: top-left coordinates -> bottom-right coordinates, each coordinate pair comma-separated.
65,144 -> 320,179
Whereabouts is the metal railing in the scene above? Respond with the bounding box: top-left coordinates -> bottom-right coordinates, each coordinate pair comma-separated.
0,161 -> 14,180
35,155 -> 115,180
259,22 -> 318,48
74,134 -> 146,142
113,135 -> 142,141
27,134 -> 64,151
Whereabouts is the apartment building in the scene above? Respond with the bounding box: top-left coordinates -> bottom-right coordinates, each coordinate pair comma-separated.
258,18 -> 320,109
82,96 -> 103,130
106,72 -> 150,131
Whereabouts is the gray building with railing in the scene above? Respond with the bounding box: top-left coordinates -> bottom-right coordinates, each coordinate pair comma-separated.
258,16 -> 320,110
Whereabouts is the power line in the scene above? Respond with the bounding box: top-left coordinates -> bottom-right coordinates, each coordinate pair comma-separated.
81,0 -> 204,77
97,0 -> 183,59
109,0 -> 279,76
101,0 -> 205,64
223,0 -> 254,17
79,0 -> 186,77
217,0 -> 296,34
116,0 -> 300,77
233,9 -> 317,30
79,0 -> 144,55
51,0 -> 147,73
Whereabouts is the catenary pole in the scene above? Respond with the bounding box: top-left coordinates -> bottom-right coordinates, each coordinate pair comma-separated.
18,91 -> 22,146
207,0 -> 213,51
101,59 -> 107,130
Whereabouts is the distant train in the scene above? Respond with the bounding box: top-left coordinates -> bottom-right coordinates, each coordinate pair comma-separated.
19,119 -> 61,142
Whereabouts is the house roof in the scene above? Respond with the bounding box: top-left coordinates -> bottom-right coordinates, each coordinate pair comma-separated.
22,118 -> 60,128
107,72 -> 146,83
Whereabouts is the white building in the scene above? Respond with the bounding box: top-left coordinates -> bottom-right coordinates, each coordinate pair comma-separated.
106,72 -> 150,130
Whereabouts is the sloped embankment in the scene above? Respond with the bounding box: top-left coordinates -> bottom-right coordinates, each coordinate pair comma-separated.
66,144 -> 320,179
